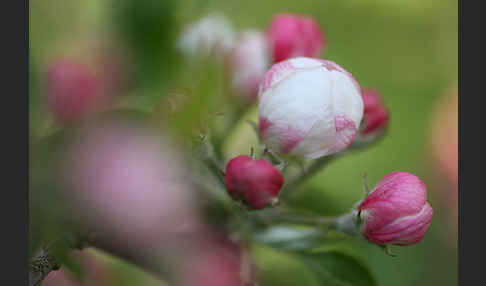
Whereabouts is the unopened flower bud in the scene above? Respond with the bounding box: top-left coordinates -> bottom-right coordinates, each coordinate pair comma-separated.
180,232 -> 258,286
62,119 -> 200,249
46,59 -> 102,122
258,57 -> 363,159
177,13 -> 236,59
357,88 -> 389,140
357,172 -> 433,246
225,155 -> 283,209
267,13 -> 326,63
227,30 -> 270,103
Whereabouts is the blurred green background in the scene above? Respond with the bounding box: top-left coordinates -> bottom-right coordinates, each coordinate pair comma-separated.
30,0 -> 457,285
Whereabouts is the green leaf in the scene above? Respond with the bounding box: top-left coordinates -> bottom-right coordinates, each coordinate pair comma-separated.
299,251 -> 376,286
252,226 -> 346,252
252,245 -> 321,286
112,0 -> 179,90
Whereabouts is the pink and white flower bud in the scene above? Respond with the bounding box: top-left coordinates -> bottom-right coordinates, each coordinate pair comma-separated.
227,30 -> 270,103
359,88 -> 389,139
46,59 -> 103,122
357,172 -> 434,246
258,57 -> 363,159
266,14 -> 326,63
225,155 -> 283,209
177,13 -> 236,59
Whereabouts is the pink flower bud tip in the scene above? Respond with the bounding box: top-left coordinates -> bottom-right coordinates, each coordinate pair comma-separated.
267,13 -> 326,63
225,155 -> 284,209
357,172 -> 433,246
360,88 -> 389,136
46,59 -> 102,122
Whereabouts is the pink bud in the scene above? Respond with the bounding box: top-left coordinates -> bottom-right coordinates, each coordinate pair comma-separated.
181,236 -> 245,286
429,87 -> 458,241
258,57 -> 363,159
225,155 -> 283,209
62,119 -> 200,249
266,14 -> 325,63
360,88 -> 389,137
46,59 -> 102,122
358,172 -> 433,246
227,30 -> 270,103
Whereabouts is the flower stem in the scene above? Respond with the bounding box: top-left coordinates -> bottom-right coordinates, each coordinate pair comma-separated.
279,154 -> 338,200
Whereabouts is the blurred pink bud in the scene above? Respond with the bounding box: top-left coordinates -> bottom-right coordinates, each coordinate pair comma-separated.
180,233 -> 258,286
62,119 -> 200,248
429,88 -> 458,239
46,59 -> 103,122
45,36 -> 127,123
359,88 -> 389,138
267,13 -> 325,63
358,172 -> 433,246
227,30 -> 270,103
43,249 -> 110,286
177,13 -> 236,59
258,57 -> 363,159
429,89 -> 458,188
225,155 -> 283,209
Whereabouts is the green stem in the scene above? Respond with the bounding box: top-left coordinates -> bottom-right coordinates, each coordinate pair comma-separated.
279,154 -> 338,200
250,206 -> 361,238
253,206 -> 336,227
211,104 -> 248,160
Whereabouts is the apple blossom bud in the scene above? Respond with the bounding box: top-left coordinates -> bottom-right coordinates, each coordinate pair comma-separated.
429,87 -> 458,241
225,155 -> 283,209
180,233 -> 258,286
177,13 -> 236,59
61,119 -> 200,249
357,172 -> 434,246
267,13 -> 325,63
358,88 -> 389,139
227,30 -> 270,103
258,57 -> 363,159
46,59 -> 102,122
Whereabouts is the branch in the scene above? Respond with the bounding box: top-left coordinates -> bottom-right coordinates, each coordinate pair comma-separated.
29,248 -> 59,286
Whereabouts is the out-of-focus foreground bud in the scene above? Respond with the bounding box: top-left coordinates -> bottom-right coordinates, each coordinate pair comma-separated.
227,30 -> 270,104
61,119 -> 201,250
356,88 -> 390,142
266,13 -> 325,63
225,155 -> 283,209
43,249 -> 110,286
258,57 -> 363,159
179,232 -> 258,286
177,13 -> 236,59
357,172 -> 433,246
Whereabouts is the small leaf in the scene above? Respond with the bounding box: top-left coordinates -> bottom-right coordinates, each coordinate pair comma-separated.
299,251 -> 376,286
